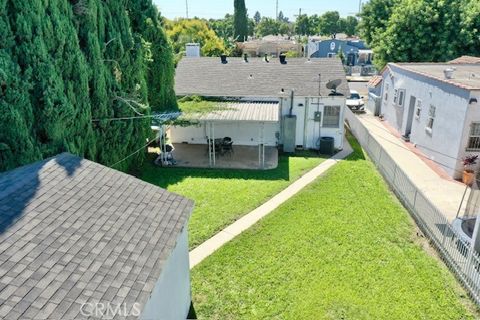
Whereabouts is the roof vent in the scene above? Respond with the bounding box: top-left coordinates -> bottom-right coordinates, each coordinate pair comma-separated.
243,53 -> 249,63
444,68 -> 454,79
220,54 -> 228,64
264,54 -> 270,63
279,54 -> 287,65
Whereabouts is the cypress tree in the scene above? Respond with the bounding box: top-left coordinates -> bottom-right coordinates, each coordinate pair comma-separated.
127,0 -> 178,112
234,0 -> 248,42
0,0 -> 176,172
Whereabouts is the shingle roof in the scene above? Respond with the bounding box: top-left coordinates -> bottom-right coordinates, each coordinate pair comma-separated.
175,57 -> 349,97
181,102 -> 280,123
0,153 -> 193,320
367,75 -> 382,87
449,55 -> 480,64
391,63 -> 480,91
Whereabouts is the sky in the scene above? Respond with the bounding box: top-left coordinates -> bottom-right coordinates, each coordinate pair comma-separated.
154,0 -> 365,21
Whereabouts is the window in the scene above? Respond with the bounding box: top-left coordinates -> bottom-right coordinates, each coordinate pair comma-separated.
415,100 -> 422,119
384,84 -> 389,101
426,105 -> 436,132
323,106 -> 341,128
467,123 -> 480,151
398,89 -> 406,107
393,89 -> 405,107
327,53 -> 337,58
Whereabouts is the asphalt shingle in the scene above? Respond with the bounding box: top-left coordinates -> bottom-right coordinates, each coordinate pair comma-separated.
175,57 -> 349,97
0,153 -> 193,319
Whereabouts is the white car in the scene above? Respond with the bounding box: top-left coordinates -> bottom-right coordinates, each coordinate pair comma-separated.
346,90 -> 365,111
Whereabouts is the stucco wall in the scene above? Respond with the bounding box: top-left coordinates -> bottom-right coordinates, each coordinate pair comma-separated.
458,90 -> 480,174
170,122 -> 280,146
280,96 -> 345,150
381,67 -> 476,178
141,226 -> 191,320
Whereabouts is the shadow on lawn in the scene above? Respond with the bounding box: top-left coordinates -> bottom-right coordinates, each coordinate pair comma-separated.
137,151 -> 327,189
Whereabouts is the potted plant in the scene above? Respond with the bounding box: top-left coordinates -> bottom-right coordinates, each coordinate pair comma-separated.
463,155 -> 478,185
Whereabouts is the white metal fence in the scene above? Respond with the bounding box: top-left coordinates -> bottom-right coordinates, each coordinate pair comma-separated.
345,108 -> 480,306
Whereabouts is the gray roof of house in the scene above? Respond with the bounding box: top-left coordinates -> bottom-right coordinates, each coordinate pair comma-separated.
181,102 -> 280,123
390,63 -> 480,91
175,57 -> 349,97
0,153 -> 193,319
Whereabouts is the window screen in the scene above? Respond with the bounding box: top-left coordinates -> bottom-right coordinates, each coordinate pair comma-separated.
323,106 -> 341,128
468,123 -> 480,151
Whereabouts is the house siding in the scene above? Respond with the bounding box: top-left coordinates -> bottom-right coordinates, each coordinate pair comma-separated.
381,67 -> 476,179
141,226 -> 191,320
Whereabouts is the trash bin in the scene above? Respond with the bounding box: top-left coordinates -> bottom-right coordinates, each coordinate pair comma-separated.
319,137 -> 335,155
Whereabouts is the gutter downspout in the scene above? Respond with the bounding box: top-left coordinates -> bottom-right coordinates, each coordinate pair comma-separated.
289,90 -> 295,117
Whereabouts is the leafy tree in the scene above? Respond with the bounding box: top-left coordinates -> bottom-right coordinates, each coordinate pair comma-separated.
295,14 -> 312,36
458,0 -> 480,56
278,11 -> 289,23
368,0 -> 461,68
165,19 -> 227,57
256,17 -> 291,37
234,0 -> 248,42
343,16 -> 359,37
254,11 -> 261,25
318,11 -> 342,37
359,0 -> 399,46
209,14 -> 235,39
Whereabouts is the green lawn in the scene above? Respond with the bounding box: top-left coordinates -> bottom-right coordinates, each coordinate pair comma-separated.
190,133 -> 478,319
140,152 -> 325,248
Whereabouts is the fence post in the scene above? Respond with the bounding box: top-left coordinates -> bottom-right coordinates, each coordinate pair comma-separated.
465,215 -> 480,274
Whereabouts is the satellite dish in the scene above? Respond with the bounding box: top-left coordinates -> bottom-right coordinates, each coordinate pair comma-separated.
326,79 -> 343,96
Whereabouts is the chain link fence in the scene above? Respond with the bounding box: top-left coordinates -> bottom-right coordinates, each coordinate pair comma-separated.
345,108 -> 480,306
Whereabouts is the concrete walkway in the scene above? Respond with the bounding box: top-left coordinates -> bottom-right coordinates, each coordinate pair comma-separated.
189,140 -> 354,269
354,112 -> 469,222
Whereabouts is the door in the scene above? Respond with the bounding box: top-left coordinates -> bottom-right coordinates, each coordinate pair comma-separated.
404,96 -> 416,137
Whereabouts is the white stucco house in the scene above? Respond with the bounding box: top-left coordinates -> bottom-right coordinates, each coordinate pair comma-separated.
380,62 -> 480,179
0,153 -> 194,320
173,56 -> 349,156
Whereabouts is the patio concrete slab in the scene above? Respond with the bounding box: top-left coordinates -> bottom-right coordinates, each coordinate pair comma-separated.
354,112 -> 469,222
172,144 -> 278,170
189,139 -> 353,269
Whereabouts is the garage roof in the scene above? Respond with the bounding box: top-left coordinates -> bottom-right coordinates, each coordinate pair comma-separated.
0,153 -> 193,319
175,57 -> 349,97
182,102 -> 280,123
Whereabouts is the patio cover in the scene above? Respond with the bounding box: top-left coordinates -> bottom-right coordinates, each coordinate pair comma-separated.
181,102 -> 280,169
181,102 -> 279,123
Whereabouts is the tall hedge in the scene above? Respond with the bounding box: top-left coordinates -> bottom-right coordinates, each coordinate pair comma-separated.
0,0 -> 176,172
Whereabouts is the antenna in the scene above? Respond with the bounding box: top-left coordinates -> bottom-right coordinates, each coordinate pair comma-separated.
326,79 -> 343,96
186,0 -> 189,18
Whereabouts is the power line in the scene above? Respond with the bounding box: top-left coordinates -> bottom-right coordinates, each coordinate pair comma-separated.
110,138 -> 157,168
91,115 -> 155,122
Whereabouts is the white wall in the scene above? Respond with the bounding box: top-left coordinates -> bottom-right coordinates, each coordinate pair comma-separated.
458,90 -> 480,174
141,226 -> 191,320
170,122 -> 279,146
280,96 -> 346,150
381,68 -> 474,179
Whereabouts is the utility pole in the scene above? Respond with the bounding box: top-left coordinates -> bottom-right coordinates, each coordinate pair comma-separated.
276,0 -> 279,20
186,0 -> 189,18
358,0 -> 362,14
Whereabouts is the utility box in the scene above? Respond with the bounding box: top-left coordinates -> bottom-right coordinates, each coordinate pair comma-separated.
314,111 -> 322,122
283,115 -> 297,153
